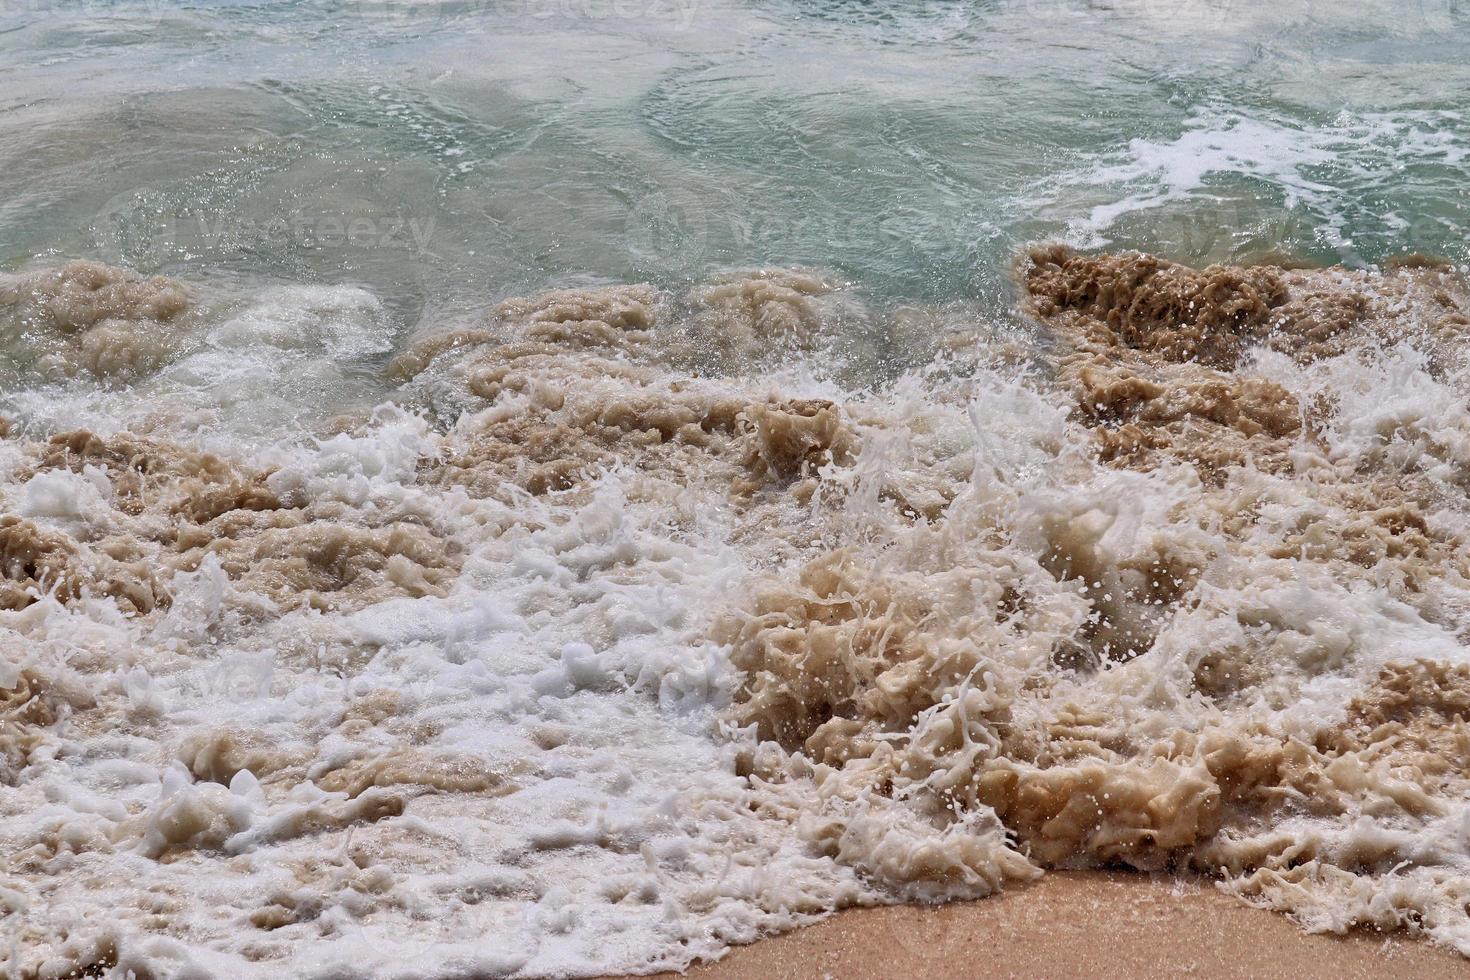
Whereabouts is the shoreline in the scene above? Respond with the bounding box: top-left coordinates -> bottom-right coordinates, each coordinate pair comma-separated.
639,871 -> 1465,980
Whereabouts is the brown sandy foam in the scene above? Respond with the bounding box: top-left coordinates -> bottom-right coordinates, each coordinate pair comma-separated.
641,871 -> 1467,980
9,254 -> 1470,974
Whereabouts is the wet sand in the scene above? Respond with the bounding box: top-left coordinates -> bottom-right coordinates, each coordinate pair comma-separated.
645,872 -> 1466,980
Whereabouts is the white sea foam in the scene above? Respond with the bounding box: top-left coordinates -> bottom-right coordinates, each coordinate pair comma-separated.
3,254 -> 1470,976
1047,108 -> 1467,261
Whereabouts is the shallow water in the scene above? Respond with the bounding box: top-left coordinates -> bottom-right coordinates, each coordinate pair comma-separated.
4,1 -> 1469,312
3,2 -> 1470,978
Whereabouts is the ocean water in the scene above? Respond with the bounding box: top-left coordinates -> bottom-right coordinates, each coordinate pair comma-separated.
3,1 -> 1470,976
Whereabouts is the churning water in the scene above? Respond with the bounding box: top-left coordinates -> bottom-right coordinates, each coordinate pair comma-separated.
3,1 -> 1470,976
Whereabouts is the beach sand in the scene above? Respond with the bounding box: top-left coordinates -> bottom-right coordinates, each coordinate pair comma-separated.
644,872 -> 1466,980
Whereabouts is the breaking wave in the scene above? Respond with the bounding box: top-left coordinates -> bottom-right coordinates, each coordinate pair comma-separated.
4,247 -> 1470,977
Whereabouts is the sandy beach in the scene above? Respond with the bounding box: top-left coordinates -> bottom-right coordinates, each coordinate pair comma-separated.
646,872 -> 1466,980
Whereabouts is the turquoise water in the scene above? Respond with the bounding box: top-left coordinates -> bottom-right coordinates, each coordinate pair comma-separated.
3,0 -> 1467,327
